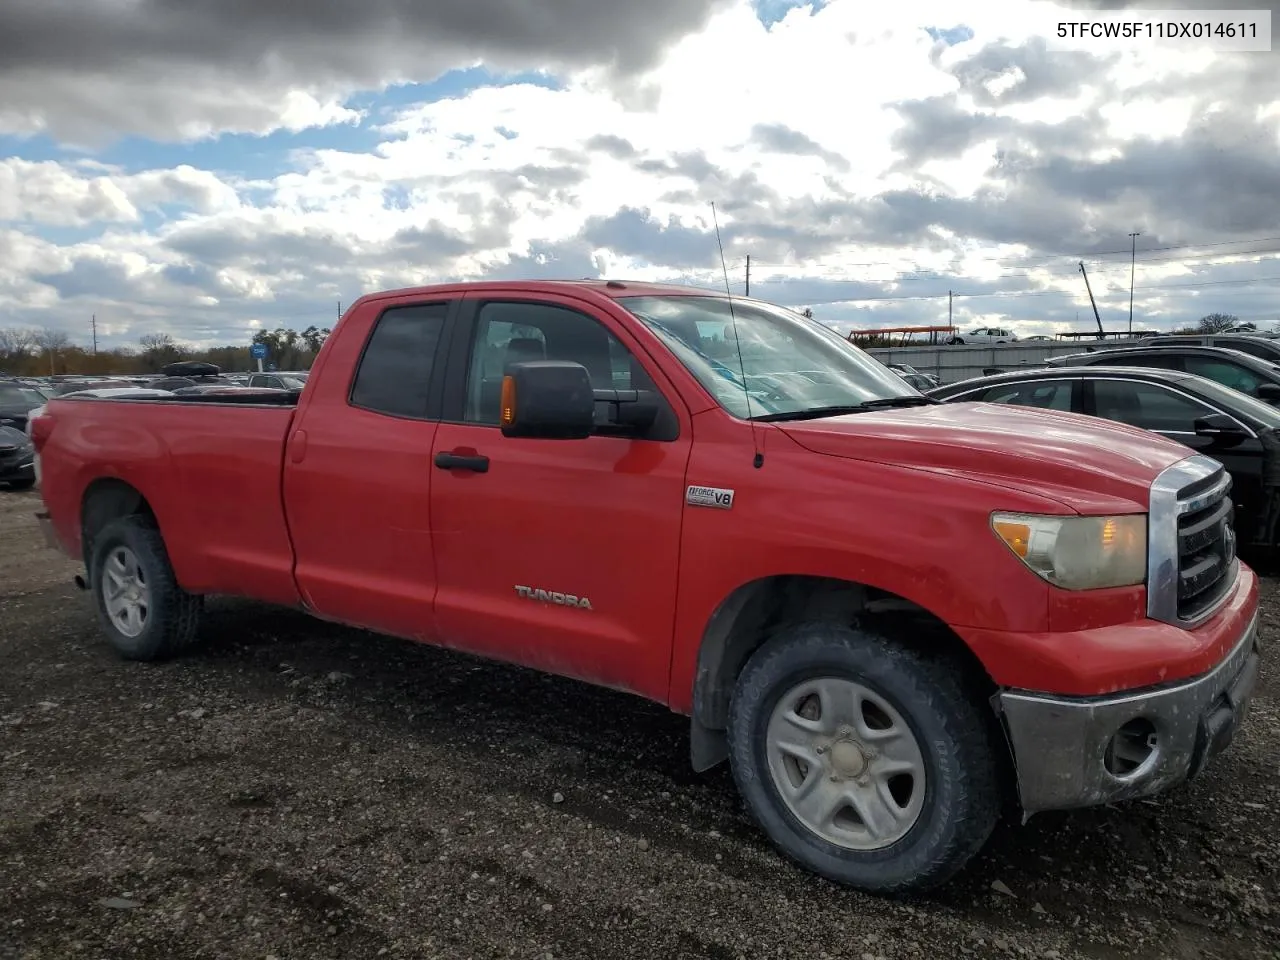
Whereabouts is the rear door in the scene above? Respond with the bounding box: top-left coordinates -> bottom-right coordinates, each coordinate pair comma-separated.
283,295 -> 459,640
426,290 -> 694,700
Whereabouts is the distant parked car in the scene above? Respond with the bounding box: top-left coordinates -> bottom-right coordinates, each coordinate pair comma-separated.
0,379 -> 50,433
151,360 -> 236,393
247,372 -> 308,390
929,365 -> 1280,547
50,379 -> 127,397
1132,333 -> 1280,365
1045,345 -> 1280,406
0,423 -> 35,490
945,327 -> 1018,345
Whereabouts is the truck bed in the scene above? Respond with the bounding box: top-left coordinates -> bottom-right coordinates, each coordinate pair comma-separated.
38,394 -> 302,608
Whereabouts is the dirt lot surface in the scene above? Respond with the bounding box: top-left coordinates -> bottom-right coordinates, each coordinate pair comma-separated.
1,490 -> 1278,960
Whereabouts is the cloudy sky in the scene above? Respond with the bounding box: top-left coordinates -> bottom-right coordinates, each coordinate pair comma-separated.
0,0 -> 1277,349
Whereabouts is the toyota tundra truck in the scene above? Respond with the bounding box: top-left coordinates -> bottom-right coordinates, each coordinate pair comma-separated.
31,280 -> 1262,893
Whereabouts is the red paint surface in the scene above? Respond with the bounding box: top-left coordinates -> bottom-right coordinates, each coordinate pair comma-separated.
36,280 -> 1261,712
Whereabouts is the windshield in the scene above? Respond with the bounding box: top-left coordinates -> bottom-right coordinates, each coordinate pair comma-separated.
618,295 -> 917,419
0,385 -> 48,407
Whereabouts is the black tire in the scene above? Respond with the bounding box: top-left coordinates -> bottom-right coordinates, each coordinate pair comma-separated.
948,337 -> 964,345
727,622 -> 1001,894
89,516 -> 202,661
5,478 -> 35,491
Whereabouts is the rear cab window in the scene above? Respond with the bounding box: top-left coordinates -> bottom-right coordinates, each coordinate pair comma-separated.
349,302 -> 449,419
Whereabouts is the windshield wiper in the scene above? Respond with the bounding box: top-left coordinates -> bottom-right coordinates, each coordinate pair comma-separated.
750,396 -> 940,423
857,396 -> 940,409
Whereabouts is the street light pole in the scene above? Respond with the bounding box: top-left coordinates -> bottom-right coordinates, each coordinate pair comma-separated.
1128,231 -> 1141,334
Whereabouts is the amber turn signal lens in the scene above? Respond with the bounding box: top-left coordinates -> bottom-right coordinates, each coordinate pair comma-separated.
500,375 -> 516,427
992,518 -> 1031,558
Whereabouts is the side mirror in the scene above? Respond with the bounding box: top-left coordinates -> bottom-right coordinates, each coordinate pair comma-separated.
1256,383 -> 1280,402
1193,413 -> 1247,442
499,361 -> 596,440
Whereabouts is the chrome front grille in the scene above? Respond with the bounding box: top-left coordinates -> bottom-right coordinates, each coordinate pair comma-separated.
1148,455 -> 1238,627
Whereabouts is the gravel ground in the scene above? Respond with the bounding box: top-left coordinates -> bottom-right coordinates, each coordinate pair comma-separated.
1,488 -> 1278,960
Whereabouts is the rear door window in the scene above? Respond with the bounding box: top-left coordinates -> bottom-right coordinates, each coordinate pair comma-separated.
1091,379 -> 1212,433
1182,357 -> 1266,397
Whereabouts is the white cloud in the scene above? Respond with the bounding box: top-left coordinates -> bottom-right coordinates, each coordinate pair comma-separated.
0,159 -> 242,226
1,0 -> 1278,347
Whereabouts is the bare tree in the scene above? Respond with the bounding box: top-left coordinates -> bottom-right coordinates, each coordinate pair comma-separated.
0,328 -> 37,371
32,328 -> 73,375
138,332 -> 183,372
1198,312 -> 1244,333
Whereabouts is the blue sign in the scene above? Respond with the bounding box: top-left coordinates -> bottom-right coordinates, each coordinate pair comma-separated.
250,343 -> 268,359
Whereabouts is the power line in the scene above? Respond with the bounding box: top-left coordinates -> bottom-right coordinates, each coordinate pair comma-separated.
740,247 -> 1280,287
742,233 -> 1280,274
744,246 -> 1280,280
781,274 -> 1280,307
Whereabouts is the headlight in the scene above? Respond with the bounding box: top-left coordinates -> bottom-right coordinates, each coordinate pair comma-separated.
991,512 -> 1147,590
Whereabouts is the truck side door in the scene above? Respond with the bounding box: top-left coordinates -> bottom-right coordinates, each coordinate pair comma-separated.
428,292 -> 694,701
283,296 -> 459,640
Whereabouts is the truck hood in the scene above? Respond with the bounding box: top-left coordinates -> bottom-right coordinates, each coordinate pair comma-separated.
775,402 -> 1192,514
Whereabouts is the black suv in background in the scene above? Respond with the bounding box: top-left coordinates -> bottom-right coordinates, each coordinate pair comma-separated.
928,365 -> 1280,549
1132,333 -> 1280,365
1045,345 -> 1280,406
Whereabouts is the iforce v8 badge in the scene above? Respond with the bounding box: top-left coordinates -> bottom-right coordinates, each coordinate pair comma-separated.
686,485 -> 734,509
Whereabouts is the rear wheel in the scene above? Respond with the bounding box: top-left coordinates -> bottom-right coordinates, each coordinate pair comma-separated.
89,516 -> 202,661
727,622 -> 1000,893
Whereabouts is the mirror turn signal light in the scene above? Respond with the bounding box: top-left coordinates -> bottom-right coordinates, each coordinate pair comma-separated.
500,375 -> 516,427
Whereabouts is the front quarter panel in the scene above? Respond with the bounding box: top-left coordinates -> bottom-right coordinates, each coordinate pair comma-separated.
667,414 -> 1068,713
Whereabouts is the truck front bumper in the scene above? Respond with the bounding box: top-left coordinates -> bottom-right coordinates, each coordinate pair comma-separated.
998,611 -> 1262,814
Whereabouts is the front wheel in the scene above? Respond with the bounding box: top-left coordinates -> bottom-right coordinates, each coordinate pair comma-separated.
89,516 -> 203,661
5,478 -> 35,491
727,622 -> 1001,893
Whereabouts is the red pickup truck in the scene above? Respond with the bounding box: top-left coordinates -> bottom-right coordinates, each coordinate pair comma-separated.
32,280 -> 1262,893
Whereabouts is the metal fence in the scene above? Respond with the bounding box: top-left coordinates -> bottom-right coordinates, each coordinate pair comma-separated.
865,343 -> 1101,385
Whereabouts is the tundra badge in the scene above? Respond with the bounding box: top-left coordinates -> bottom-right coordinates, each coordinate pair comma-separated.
686,485 -> 734,509
514,585 -> 593,610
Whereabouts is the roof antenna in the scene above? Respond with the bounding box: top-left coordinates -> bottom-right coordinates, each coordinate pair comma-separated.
711,201 -> 764,468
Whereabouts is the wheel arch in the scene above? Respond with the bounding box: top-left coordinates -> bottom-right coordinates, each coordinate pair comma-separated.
80,477 -> 158,570
688,574 -> 997,772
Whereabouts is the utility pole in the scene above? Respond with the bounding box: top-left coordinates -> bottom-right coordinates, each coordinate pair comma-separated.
1079,261 -> 1104,340
745,256 -> 750,297
1128,231 -> 1141,334
948,290 -> 953,328
337,300 -> 342,322
90,314 -> 98,355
